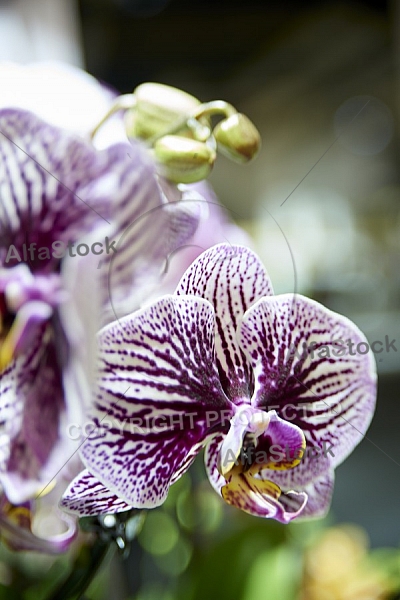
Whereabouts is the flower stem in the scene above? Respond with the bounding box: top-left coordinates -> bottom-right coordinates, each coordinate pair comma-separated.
46,538 -> 115,600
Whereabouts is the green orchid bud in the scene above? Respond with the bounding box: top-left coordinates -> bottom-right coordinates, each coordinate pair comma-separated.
213,113 -> 261,163
154,135 -> 216,184
126,83 -> 200,141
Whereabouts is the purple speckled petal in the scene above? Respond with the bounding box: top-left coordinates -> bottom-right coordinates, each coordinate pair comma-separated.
80,296 -> 231,508
204,434 -> 226,495
238,294 -> 377,469
60,470 -> 132,516
175,244 -> 273,402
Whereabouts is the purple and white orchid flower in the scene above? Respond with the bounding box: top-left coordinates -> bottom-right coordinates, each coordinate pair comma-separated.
61,244 -> 376,523
0,104 -> 201,540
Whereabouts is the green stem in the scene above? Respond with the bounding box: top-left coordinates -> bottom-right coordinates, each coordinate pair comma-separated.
46,539 -> 115,600
90,94 -> 136,140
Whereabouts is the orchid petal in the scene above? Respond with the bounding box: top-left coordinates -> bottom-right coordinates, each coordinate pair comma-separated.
0,323 -> 65,503
103,168 -> 202,322
80,296 -> 231,508
0,61 -> 119,141
59,248 -> 101,424
298,471 -> 334,519
254,467 -> 334,520
204,434 -> 226,495
0,502 -> 77,553
238,294 -> 377,469
175,244 -> 273,401
60,469 -> 132,516
0,109 -> 111,258
0,109 -> 198,299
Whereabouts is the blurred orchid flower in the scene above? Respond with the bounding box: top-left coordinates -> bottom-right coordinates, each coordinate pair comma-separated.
0,486 -> 77,553
300,525 -> 391,599
0,106 -> 200,515
61,244 -> 376,523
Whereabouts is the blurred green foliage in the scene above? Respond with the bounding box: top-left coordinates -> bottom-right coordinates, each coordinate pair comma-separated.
1,461 -> 400,600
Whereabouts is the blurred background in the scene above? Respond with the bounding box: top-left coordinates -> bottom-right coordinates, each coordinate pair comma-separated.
1,0 -> 400,598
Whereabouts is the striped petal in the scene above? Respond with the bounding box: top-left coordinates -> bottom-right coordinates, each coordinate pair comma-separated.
0,109 -> 112,261
175,244 -> 273,402
204,434 -> 226,495
60,470 -> 132,516
80,296 -> 231,509
0,110 -> 199,308
238,294 -> 377,470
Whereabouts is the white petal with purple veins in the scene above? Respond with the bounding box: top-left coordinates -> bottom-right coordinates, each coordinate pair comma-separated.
175,244 -> 273,402
60,470 -> 132,516
0,109 -> 109,255
80,296 -> 232,508
238,294 -> 377,468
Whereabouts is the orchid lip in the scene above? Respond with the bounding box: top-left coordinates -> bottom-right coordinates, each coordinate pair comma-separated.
218,406 -> 272,478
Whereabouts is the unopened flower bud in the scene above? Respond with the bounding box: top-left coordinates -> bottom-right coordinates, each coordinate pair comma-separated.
126,83 -> 200,140
154,135 -> 216,184
214,113 -> 261,163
